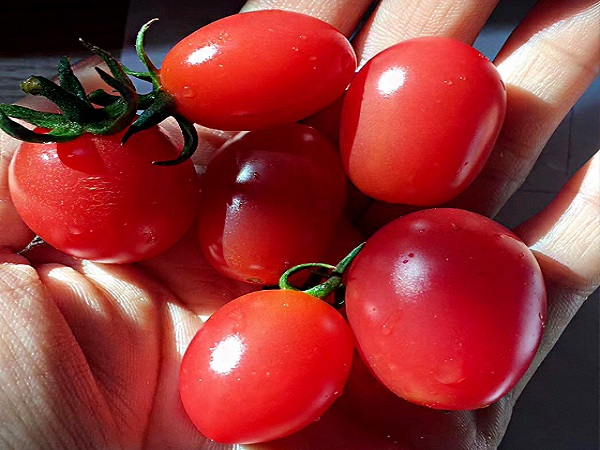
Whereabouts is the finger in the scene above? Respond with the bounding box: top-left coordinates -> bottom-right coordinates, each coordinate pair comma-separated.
0,252 -> 123,448
141,301 -> 210,449
511,150 -> 600,397
0,135 -> 34,251
450,0 -> 600,216
240,0 -> 375,36
518,151 -> 600,286
50,258 -> 213,448
35,261 -> 162,444
352,0 -> 499,65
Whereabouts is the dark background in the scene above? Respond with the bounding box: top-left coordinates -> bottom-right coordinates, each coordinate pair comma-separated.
0,1 -> 598,449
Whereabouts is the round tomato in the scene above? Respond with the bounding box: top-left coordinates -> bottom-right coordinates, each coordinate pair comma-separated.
9,126 -> 198,263
340,37 -> 507,206
197,123 -> 348,285
179,289 -> 355,444
344,208 -> 546,410
159,10 -> 357,131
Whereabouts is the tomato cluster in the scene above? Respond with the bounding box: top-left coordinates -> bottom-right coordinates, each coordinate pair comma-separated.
1,9 -> 547,447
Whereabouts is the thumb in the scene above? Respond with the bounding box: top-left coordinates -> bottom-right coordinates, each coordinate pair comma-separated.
511,150 -> 600,399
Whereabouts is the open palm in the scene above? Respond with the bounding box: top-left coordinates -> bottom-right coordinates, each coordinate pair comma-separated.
0,0 -> 598,449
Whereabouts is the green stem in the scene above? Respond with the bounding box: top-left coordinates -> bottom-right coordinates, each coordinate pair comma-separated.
135,18 -> 161,89
279,242 -> 365,307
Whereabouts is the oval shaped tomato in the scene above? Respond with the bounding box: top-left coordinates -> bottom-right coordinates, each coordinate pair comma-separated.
159,10 -> 357,131
180,289 -> 355,444
345,208 -> 546,410
340,37 -> 507,206
9,126 -> 198,263
197,123 -> 348,285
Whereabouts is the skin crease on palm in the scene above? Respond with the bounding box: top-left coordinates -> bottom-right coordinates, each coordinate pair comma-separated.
0,0 -> 598,448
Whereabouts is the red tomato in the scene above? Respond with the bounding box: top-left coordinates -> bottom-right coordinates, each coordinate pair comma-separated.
159,10 -> 357,131
340,37 -> 507,206
197,123 -> 348,285
179,289 -> 355,444
344,208 -> 546,410
9,126 -> 198,263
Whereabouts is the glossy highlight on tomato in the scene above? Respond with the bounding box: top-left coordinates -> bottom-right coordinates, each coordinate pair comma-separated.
8,126 -> 199,263
197,123 -> 348,285
340,36 -> 507,206
345,208 -> 547,410
179,289 -> 355,444
160,10 -> 357,131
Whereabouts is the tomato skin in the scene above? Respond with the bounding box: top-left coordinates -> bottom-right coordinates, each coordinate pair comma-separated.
8,127 -> 199,263
340,37 -> 507,206
160,10 -> 357,131
345,208 -> 546,410
179,289 -> 355,444
197,123 -> 348,285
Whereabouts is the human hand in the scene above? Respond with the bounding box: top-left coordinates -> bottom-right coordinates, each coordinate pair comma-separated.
0,0 -> 598,449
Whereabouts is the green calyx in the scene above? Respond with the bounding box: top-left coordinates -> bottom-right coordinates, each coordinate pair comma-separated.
0,42 -> 137,143
120,18 -> 198,166
0,19 -> 198,166
279,242 -> 365,309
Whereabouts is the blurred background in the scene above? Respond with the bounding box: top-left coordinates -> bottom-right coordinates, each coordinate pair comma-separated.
0,1 -> 598,448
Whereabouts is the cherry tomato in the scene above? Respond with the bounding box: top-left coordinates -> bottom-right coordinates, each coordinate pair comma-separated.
179,289 -> 355,444
197,123 -> 348,285
159,10 -> 357,131
340,37 -> 507,206
9,126 -> 198,263
344,208 -> 547,410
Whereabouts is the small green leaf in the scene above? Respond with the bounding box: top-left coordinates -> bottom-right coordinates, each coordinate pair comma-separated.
20,76 -> 95,122
122,89 -> 174,142
135,19 -> 161,89
88,89 -> 120,106
153,115 -> 199,166
0,110 -> 80,143
58,57 -> 89,102
0,104 -> 66,129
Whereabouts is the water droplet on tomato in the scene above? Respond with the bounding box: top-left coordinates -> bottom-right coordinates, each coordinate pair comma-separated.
230,312 -> 247,334
69,227 -> 84,236
381,310 -> 401,336
434,358 -> 466,385
245,277 -> 263,284
181,87 -> 196,99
